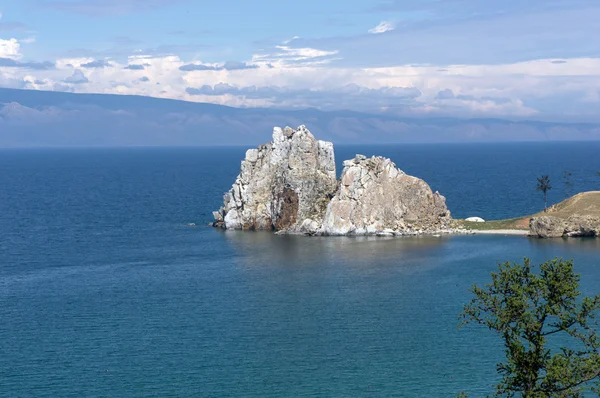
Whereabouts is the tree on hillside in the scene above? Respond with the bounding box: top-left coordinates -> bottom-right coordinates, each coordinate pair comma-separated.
563,171 -> 574,198
537,175 -> 552,211
460,258 -> 600,397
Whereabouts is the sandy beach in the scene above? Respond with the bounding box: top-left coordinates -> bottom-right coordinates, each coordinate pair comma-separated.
470,229 -> 530,236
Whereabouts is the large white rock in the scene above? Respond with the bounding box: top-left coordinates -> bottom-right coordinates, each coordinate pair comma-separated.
213,127 -> 453,236
213,125 -> 338,232
318,155 -> 452,235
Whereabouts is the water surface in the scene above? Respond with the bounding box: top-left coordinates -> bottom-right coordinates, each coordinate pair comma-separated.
1,144 -> 599,397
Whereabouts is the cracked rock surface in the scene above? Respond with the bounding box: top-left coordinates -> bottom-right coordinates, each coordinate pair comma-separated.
318,155 -> 452,235
529,215 -> 600,238
212,125 -> 337,233
213,125 -> 453,236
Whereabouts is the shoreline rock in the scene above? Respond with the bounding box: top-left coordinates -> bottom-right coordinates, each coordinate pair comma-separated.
212,125 -> 337,233
213,125 -> 458,236
529,215 -> 600,238
317,154 -> 452,235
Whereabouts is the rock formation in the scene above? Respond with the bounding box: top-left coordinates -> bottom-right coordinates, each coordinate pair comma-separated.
529,215 -> 600,238
213,125 -> 453,236
212,125 -> 337,233
319,155 -> 451,235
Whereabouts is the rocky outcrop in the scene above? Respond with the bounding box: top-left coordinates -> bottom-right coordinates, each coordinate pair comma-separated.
529,216 -> 566,238
319,155 -> 452,235
213,125 -> 453,236
529,215 -> 600,238
212,125 -> 337,233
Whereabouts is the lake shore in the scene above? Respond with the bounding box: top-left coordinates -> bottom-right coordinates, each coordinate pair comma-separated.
457,191 -> 600,238
469,229 -> 529,236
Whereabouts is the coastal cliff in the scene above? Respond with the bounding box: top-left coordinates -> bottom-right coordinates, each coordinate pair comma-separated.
528,191 -> 600,238
457,191 -> 600,238
319,155 -> 451,235
212,125 -> 337,233
213,125 -> 453,236
529,215 -> 600,238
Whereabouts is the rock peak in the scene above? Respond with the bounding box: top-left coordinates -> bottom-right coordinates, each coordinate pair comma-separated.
213,125 -> 453,236
213,125 -> 337,232
319,153 -> 450,235
276,124 -> 310,139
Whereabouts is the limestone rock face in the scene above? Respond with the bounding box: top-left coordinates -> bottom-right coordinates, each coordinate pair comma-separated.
529,215 -> 600,238
318,155 -> 452,235
213,126 -> 454,236
564,215 -> 600,237
212,125 -> 338,232
529,216 -> 567,238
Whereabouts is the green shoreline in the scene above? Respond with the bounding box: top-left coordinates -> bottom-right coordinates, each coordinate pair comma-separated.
455,191 -> 600,232
456,217 -> 529,231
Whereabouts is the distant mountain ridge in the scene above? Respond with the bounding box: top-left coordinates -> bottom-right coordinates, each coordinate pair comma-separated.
1,88 -> 599,147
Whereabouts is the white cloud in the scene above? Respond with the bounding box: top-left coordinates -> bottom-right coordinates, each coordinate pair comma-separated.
282,36 -> 300,45
368,21 -> 395,34
0,38 -> 22,59
64,69 -> 88,84
178,57 -> 600,118
5,37 -> 600,120
427,97 -> 538,117
251,44 -> 340,67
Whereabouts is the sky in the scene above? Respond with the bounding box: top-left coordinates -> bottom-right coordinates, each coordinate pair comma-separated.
1,0 -> 600,121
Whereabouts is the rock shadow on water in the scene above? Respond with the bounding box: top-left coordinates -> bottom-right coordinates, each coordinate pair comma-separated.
528,235 -> 600,253
218,229 -> 452,268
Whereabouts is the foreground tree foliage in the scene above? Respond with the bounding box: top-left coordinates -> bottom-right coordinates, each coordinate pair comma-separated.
461,258 -> 600,397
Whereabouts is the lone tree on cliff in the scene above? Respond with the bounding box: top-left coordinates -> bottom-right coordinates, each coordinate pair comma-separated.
460,258 -> 600,397
563,171 -> 574,198
536,175 -> 552,211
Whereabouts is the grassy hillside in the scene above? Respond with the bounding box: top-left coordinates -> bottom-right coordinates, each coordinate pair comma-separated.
543,191 -> 600,218
457,191 -> 600,231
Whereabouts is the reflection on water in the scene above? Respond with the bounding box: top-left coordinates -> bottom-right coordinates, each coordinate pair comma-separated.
2,147 -> 600,397
219,231 -> 600,283
220,230 -> 451,266
529,236 -> 600,253
223,231 -> 600,263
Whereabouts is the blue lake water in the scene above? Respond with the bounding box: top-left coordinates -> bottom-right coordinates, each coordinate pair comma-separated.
1,142 -> 600,397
